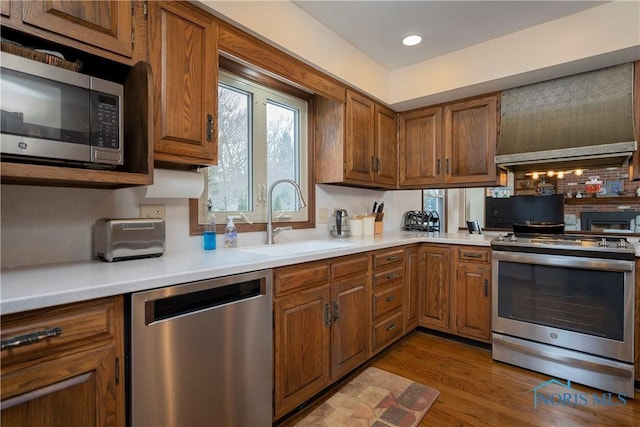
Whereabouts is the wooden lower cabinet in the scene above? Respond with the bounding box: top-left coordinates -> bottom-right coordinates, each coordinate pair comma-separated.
370,248 -> 405,355
0,297 -> 124,427
635,259 -> 640,381
273,254 -> 370,420
403,245 -> 421,332
454,247 -> 492,342
419,244 -> 492,343
419,245 -> 451,331
274,286 -> 331,419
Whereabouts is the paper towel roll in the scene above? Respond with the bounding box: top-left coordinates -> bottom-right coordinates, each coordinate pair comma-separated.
144,168 -> 205,199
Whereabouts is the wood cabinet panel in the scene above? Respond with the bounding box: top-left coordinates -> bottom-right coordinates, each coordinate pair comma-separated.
455,263 -> 492,342
403,246 -> 421,332
331,275 -> 369,379
372,282 -> 403,320
374,105 -> 398,186
315,92 -> 398,189
399,106 -> 442,187
372,265 -> 404,289
149,1 -> 218,166
399,94 -> 505,189
444,94 -> 500,185
372,248 -> 404,269
372,311 -> 403,353
345,90 -> 376,183
274,261 -> 330,296
274,286 -> 331,419
330,253 -> 370,281
1,297 -> 124,427
420,245 -> 451,331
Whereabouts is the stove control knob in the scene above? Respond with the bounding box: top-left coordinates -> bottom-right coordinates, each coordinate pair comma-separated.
496,234 -> 504,241
509,234 -> 518,242
617,239 -> 628,248
599,238 -> 609,247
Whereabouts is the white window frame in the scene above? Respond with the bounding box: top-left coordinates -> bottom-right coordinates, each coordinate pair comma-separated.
201,71 -> 309,223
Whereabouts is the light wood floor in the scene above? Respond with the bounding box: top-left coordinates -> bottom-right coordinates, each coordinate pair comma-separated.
372,331 -> 640,426
281,331 -> 640,426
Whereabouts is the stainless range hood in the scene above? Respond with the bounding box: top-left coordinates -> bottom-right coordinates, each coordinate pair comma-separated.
495,62 -> 636,172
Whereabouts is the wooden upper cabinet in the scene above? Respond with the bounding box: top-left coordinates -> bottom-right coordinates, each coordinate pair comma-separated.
374,104 -> 398,187
149,1 -> 218,166
316,90 -> 397,189
345,90 -> 376,183
18,0 -> 133,58
399,93 -> 505,189
399,106 -> 443,187
444,94 -> 500,186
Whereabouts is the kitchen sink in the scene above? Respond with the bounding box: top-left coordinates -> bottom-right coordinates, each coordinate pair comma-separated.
236,240 -> 354,257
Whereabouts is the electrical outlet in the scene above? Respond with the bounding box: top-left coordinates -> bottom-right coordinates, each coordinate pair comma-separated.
318,208 -> 328,224
140,205 -> 165,219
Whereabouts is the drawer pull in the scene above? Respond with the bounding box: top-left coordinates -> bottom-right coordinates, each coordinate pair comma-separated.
386,323 -> 397,331
385,255 -> 399,261
386,273 -> 398,280
1,326 -> 62,351
386,294 -> 397,302
462,252 -> 483,259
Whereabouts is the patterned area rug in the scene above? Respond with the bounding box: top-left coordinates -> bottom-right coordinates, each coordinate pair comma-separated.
295,367 -> 439,427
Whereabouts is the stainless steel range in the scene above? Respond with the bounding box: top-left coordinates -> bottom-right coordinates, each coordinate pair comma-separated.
491,232 -> 636,397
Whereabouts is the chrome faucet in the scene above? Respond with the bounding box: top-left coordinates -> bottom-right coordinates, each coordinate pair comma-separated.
266,179 -> 307,244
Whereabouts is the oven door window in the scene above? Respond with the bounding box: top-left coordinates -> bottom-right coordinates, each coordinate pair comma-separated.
497,262 -> 624,341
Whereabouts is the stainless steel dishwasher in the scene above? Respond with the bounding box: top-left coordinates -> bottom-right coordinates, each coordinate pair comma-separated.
128,269 -> 272,427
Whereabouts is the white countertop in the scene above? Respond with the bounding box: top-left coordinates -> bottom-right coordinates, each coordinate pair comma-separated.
0,231 -> 492,315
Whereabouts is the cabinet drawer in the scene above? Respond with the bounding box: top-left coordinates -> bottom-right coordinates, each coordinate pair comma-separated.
1,298 -> 118,366
372,265 -> 403,288
372,282 -> 403,320
456,247 -> 490,263
372,311 -> 403,353
274,261 -> 330,296
331,254 -> 370,281
372,249 -> 404,270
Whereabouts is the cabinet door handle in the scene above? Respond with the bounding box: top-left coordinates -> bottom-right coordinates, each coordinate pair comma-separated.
386,294 -> 397,302
371,156 -> 377,173
385,255 -> 399,261
332,301 -> 340,322
386,273 -> 398,280
1,326 -> 62,351
484,279 -> 489,297
445,158 -> 450,174
386,323 -> 397,331
206,114 -> 214,142
375,157 -> 381,173
324,303 -> 331,327
436,159 -> 441,175
463,252 -> 483,259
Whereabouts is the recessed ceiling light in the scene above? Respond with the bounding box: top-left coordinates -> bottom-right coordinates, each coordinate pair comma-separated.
402,35 -> 422,46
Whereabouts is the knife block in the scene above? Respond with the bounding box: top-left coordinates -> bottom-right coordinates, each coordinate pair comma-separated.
374,221 -> 383,234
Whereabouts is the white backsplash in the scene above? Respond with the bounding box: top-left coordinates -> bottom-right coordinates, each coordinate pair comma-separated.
0,183 -> 423,269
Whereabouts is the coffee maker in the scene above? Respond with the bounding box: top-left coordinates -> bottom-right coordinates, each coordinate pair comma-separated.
330,209 -> 350,237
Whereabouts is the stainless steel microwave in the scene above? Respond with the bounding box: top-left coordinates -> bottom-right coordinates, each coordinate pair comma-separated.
0,51 -> 123,167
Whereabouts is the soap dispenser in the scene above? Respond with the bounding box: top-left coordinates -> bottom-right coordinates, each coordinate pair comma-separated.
224,216 -> 238,248
203,199 -> 216,250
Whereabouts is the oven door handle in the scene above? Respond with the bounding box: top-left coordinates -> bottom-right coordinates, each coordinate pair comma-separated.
492,251 -> 634,272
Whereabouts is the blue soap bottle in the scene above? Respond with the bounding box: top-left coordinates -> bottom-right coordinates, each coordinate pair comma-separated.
204,200 -> 216,250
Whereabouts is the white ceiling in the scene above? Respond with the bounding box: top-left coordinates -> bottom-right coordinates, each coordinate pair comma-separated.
293,1 -> 608,70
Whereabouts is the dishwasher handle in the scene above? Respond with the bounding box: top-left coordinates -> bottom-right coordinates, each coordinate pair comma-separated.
145,278 -> 263,325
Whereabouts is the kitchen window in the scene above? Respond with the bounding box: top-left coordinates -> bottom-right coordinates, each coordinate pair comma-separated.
198,70 -> 309,225
423,189 -> 445,231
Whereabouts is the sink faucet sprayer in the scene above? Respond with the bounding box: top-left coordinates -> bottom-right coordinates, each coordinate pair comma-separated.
266,179 -> 307,244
